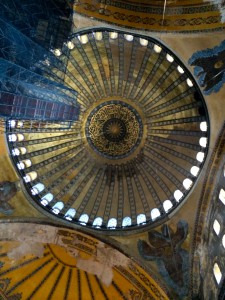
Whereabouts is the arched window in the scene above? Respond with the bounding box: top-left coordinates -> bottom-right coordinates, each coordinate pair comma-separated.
174,190 -> 183,202
213,263 -> 222,284
23,171 -> 37,183
93,217 -> 103,228
52,202 -> 64,215
163,200 -> 173,212
183,178 -> 193,190
16,121 -> 24,128
186,78 -> 193,87
53,49 -> 61,56
12,147 -> 27,156
107,218 -> 117,229
154,44 -> 162,53
190,166 -> 200,176
177,65 -> 184,74
137,214 -> 146,225
200,121 -> 207,132
94,32 -> 103,41
151,208 -> 161,221
213,219 -> 221,235
109,32 -> 118,39
196,152 -> 205,162
17,159 -> 32,170
124,34 -> 133,41
66,41 -> 74,49
139,38 -> 148,46
31,183 -> 45,195
79,214 -> 89,225
122,216 -> 132,227
166,53 -> 174,62
199,137 -> 207,147
40,193 -> 53,206
8,120 -> 16,128
8,133 -> 24,142
219,189 -> 225,205
78,34 -> 88,44
8,134 -> 17,142
64,208 -> 76,221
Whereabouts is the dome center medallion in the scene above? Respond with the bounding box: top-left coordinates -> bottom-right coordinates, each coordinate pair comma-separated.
103,118 -> 127,142
85,101 -> 143,159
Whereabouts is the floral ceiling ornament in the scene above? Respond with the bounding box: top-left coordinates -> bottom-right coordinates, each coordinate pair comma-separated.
189,40 -> 225,95
138,220 -> 189,298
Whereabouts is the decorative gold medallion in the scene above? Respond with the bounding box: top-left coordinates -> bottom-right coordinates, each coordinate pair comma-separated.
85,101 -> 143,159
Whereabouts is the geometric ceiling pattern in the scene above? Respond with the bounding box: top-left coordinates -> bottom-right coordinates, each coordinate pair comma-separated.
7,28 -> 209,231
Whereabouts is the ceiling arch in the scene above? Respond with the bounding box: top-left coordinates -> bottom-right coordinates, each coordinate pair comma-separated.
0,222 -> 169,300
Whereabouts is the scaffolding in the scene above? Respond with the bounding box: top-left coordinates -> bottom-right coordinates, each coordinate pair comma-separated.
0,0 -> 79,122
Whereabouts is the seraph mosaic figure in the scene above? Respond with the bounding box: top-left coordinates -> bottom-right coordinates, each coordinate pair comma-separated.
189,40 -> 225,95
138,220 -> 189,298
0,181 -> 17,215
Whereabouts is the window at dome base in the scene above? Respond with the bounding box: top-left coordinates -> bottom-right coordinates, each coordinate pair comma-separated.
219,189 -> 225,205
137,214 -> 146,225
107,218 -> 117,229
79,214 -> 89,225
151,208 -> 161,221
52,202 -> 64,215
122,217 -> 132,227
213,263 -> 222,284
6,27 -> 210,231
64,208 -> 76,221
213,219 -> 221,236
40,193 -> 53,206
93,217 -> 103,228
163,200 -> 173,212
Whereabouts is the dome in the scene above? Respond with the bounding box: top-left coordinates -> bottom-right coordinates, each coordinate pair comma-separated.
7,28 -> 209,230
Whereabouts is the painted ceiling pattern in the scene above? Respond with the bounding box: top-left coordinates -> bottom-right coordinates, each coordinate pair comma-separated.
0,224 -> 169,300
7,28 -> 209,230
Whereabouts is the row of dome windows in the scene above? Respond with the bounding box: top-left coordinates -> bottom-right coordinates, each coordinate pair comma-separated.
7,121 -> 208,228
53,32 -> 198,89
28,180 -> 175,225
7,139 -> 206,156
27,178 -> 208,225
8,120 -> 208,131
28,181 -> 199,227
8,134 -> 208,151
8,121 -> 207,178
212,188 -> 225,285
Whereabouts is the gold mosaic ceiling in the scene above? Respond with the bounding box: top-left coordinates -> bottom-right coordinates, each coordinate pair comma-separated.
7,28 -> 209,230
0,223 -> 169,299
73,0 -> 225,32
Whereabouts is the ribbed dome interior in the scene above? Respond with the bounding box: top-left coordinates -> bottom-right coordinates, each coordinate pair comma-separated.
7,28 -> 209,230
